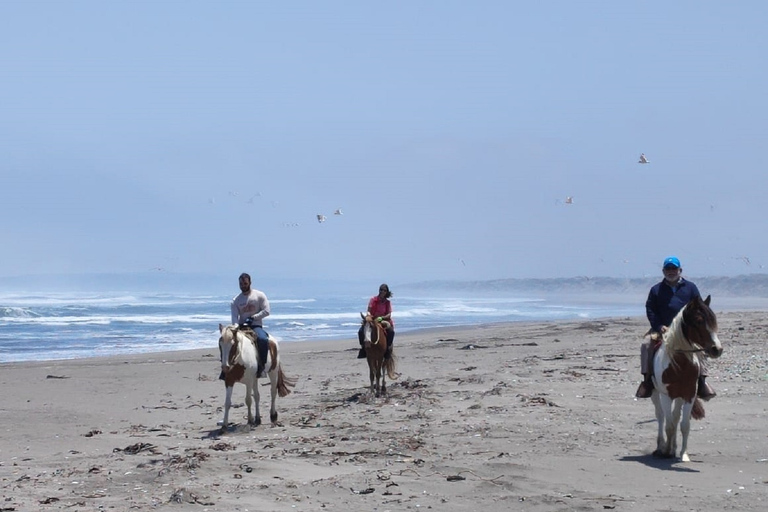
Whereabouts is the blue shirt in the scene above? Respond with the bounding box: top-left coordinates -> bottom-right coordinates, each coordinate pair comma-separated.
645,278 -> 701,332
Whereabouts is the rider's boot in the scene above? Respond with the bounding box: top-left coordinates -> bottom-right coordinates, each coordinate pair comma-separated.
357,342 -> 366,359
697,375 -> 716,401
219,371 -> 225,381
635,373 -> 654,398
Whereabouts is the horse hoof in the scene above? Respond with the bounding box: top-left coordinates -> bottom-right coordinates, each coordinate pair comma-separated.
253,417 -> 261,427
270,411 -> 278,423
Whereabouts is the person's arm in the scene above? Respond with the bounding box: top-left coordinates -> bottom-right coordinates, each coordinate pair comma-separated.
231,296 -> 240,324
381,300 -> 392,321
249,292 -> 271,323
646,287 -> 662,333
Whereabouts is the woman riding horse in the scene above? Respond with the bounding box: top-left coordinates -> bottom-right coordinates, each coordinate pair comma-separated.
357,283 -> 395,360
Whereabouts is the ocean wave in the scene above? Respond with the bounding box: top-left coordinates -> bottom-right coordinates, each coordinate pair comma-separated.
0,306 -> 40,318
2,314 -> 227,325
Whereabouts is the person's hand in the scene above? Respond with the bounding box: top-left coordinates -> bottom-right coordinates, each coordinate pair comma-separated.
660,326 -> 669,334
376,316 -> 383,323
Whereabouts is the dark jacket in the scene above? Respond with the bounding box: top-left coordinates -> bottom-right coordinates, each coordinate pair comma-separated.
645,278 -> 701,333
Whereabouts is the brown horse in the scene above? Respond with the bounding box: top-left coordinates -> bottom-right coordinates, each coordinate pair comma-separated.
651,295 -> 723,461
360,312 -> 397,396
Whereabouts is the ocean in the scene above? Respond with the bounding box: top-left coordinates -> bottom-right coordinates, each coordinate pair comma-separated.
0,286 -> 643,363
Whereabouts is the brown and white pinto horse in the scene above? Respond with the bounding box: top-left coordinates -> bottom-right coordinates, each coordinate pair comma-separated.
360,312 -> 397,396
651,295 -> 722,462
218,324 -> 296,433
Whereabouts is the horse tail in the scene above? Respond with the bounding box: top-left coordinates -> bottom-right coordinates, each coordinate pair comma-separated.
384,356 -> 398,380
276,365 -> 297,397
691,398 -> 705,420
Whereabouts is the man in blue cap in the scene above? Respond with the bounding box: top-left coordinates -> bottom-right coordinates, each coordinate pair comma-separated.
635,256 -> 717,400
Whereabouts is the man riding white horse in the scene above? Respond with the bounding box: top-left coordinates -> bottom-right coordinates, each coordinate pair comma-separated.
227,273 -> 271,379
636,256 -> 716,400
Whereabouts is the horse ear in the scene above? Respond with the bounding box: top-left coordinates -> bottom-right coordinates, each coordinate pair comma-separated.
219,323 -> 225,333
704,295 -> 711,306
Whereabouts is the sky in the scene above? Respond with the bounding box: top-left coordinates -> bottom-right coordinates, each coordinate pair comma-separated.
2,1 -> 767,284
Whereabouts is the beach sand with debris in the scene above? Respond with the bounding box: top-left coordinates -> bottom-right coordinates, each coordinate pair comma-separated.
1,311 -> 767,511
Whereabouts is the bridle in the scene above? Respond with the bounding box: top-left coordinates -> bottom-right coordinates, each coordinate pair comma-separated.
675,315 -> 713,354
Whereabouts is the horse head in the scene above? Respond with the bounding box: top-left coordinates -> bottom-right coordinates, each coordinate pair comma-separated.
218,323 -> 240,373
360,312 -> 384,346
681,295 -> 723,359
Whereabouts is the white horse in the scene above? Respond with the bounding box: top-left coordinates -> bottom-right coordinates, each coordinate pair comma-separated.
218,324 -> 296,433
651,295 -> 722,462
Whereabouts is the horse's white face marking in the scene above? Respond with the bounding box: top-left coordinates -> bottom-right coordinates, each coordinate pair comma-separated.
363,323 -> 372,343
219,326 -> 237,371
709,327 -> 722,349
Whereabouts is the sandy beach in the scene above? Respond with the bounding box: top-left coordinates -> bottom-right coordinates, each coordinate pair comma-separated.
1,311 -> 767,511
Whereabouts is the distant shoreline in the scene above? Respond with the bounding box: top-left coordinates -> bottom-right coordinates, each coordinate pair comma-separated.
3,272 -> 768,297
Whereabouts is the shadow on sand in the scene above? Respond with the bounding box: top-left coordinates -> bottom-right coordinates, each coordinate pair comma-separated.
620,454 -> 700,473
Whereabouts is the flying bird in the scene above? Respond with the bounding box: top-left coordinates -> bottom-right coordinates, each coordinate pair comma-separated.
316,214 -> 327,223
565,196 -> 573,204
638,153 -> 649,164
334,209 -> 343,215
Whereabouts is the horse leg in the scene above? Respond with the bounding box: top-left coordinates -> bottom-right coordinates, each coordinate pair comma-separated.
375,360 -> 383,397
664,399 -> 683,458
220,385 -> 234,433
368,358 -> 376,395
651,391 -> 665,456
252,375 -> 262,426
656,394 -> 677,458
380,359 -> 387,396
244,378 -> 255,426
679,402 -> 694,462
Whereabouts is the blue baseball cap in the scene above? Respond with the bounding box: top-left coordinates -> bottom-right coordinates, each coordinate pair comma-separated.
663,256 -> 681,269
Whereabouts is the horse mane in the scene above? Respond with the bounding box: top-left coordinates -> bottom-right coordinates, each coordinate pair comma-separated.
663,303 -> 692,357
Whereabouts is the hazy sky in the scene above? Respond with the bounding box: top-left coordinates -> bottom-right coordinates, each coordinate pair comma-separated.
2,1 -> 767,283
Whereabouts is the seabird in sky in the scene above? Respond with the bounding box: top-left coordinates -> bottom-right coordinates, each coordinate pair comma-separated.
317,214 -> 327,223
638,153 -> 649,164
